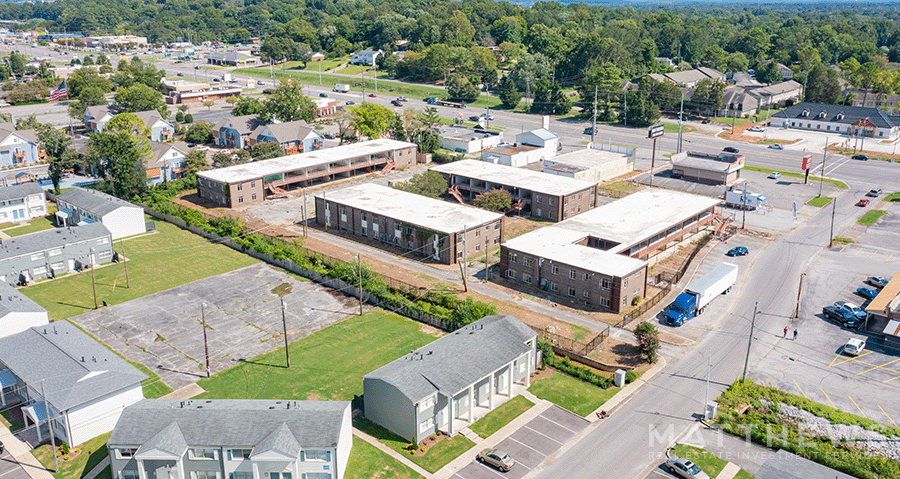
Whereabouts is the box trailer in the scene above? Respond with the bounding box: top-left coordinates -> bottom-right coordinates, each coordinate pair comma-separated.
725,190 -> 766,210
666,263 -> 739,326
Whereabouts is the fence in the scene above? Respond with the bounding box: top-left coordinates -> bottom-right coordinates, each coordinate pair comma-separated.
532,324 -> 610,358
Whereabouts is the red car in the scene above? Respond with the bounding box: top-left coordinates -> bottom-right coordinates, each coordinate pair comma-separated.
368,93 -> 377,98
856,199 -> 869,207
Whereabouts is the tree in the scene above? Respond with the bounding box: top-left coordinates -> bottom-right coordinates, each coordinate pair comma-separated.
107,113 -> 149,137
263,81 -> 315,122
499,77 -> 521,109
624,88 -> 660,127
15,114 -> 40,130
68,85 -> 108,119
115,84 -> 164,113
212,151 -> 233,168
225,96 -> 239,107
351,103 -> 394,139
202,100 -> 215,111
251,141 -> 283,161
446,73 -> 478,102
8,52 -> 25,77
36,124 -> 73,193
548,82 -> 570,115
755,61 -> 782,85
393,171 -> 447,197
184,114 -> 193,123
443,10 -> 476,47
88,129 -> 150,198
82,56 -> 94,66
473,189 -> 511,212
183,150 -> 209,176
689,79 -> 724,115
96,54 -> 110,66
175,111 -> 184,122
185,121 -> 214,144
232,97 -> 265,116
634,321 -> 660,364
805,63 -> 841,104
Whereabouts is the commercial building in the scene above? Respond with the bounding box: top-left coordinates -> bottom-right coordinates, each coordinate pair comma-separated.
770,102 -> 900,140
670,151 -> 745,185
431,160 -> 596,222
0,223 -> 114,286
56,188 -> 147,240
439,126 -> 502,153
109,400 -> 352,479
198,139 -> 418,208
166,86 -> 243,105
0,282 -> 48,339
864,270 -> 900,350
500,189 -> 719,312
0,183 -> 46,222
542,145 -> 636,183
481,127 -> 558,167
364,315 -> 536,443
86,35 -> 148,48
315,184 -> 502,264
206,51 -> 261,66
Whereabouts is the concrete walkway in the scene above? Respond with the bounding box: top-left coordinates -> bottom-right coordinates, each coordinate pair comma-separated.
161,383 -> 205,400
82,456 -> 110,479
0,428 -> 54,479
715,462 -> 742,479
351,428 -> 431,478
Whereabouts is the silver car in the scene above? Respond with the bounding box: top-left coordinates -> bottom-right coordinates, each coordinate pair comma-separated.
666,456 -> 710,479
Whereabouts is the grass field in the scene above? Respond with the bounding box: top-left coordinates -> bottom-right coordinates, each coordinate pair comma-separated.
859,209 -> 888,226
340,64 -> 373,75
806,196 -> 833,207
670,444 -> 728,477
663,123 -> 697,134
22,219 -> 259,321
354,417 -> 475,473
886,192 -> 900,202
469,395 -> 534,439
744,164 -> 848,189
528,371 -> 618,416
710,108 -> 784,127
345,436 -> 424,479
32,432 -> 110,479
196,311 -> 441,401
1,216 -> 55,237
233,67 -> 448,100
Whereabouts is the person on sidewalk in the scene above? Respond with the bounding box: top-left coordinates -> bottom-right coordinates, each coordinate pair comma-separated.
793,329 -> 798,340
783,326 -> 788,338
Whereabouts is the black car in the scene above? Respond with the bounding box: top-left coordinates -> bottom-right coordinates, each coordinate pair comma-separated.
583,127 -> 595,135
723,147 -> 740,153
823,306 -> 859,328
852,154 -> 869,161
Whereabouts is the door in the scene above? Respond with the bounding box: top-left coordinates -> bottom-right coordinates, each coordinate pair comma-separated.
438,408 -> 447,428
497,371 -> 508,393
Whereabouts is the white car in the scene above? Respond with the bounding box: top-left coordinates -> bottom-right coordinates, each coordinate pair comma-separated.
768,172 -> 782,179
844,338 -> 866,356
747,126 -> 764,132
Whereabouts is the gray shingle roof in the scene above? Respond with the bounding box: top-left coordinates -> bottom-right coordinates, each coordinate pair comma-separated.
0,183 -> 43,203
136,421 -> 188,457
0,282 -> 46,316
132,110 -> 170,128
85,105 -> 114,121
250,120 -> 318,144
0,223 -> 111,260
772,101 -> 899,129
0,321 -> 146,410
148,142 -> 190,169
215,115 -> 265,135
108,400 -> 350,449
364,315 -> 536,402
56,187 -> 140,217
254,422 -> 301,457
755,450 -> 856,479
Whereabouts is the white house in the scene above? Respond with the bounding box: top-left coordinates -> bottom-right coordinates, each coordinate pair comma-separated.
0,183 -> 46,223
0,321 -> 146,446
133,110 -> 175,143
147,142 -> 190,186
481,127 -> 558,167
0,282 -> 48,338
439,126 -> 502,154
0,127 -> 43,167
349,49 -> 382,66
84,105 -> 116,133
108,400 -> 352,479
55,187 -> 147,240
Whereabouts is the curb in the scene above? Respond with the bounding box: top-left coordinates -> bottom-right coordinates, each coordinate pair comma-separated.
589,355 -> 668,422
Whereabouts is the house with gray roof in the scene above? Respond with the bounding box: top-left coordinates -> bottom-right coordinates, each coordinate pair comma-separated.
363,315 -> 537,443
0,320 -> 146,445
214,115 -> 266,149
0,222 -> 114,286
0,183 -> 46,223
132,110 -> 175,142
0,282 -> 48,338
771,102 -> 900,139
0,126 -> 44,168
648,68 -> 726,88
84,105 -> 115,133
349,49 -> 382,66
108,399 -> 352,479
248,120 -> 324,155
56,187 -> 146,240
148,142 -> 191,186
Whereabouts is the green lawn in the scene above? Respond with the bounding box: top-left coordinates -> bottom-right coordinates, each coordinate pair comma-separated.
340,64 -> 373,75
528,371 -> 619,416
22,219 -> 259,321
346,436 -> 424,479
806,196 -> 833,207
859,209 -> 888,226
1,216 -> 55,237
710,108 -> 784,127
744,164 -> 848,189
885,192 -> 900,202
197,311 -> 440,400
663,123 -> 697,134
469,395 -> 534,439
671,444 -> 728,477
32,432 -> 110,479
733,470 -> 754,479
354,417 -> 475,473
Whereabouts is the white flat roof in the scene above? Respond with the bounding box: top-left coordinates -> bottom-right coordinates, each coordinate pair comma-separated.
546,148 -> 629,168
198,139 -> 416,184
431,160 -> 595,196
319,184 -> 502,234
503,189 -> 720,276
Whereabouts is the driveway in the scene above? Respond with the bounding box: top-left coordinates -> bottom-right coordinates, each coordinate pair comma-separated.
452,406 -> 588,479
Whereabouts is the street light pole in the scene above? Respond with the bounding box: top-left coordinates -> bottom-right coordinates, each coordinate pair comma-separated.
201,302 -> 210,378
677,90 -> 684,152
281,298 -> 290,367
829,193 -> 837,248
741,302 -> 759,384
89,248 -> 98,309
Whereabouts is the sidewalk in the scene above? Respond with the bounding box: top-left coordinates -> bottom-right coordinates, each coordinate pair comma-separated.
0,428 -> 54,479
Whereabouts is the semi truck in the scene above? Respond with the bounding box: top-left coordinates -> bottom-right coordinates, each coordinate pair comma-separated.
222,73 -> 233,83
725,190 -> 766,210
333,83 -> 350,93
666,263 -> 739,326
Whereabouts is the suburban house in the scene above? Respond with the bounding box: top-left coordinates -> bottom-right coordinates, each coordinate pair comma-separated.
670,151 -> 745,185
647,67 -> 726,88
84,105 -> 115,133
147,142 -> 190,186
315,183 -> 502,265
770,102 -> 900,140
0,282 -> 49,339
746,81 -> 803,109
721,88 -> 760,118
364,315 -> 537,443
0,127 -> 43,167
431,160 -> 597,222
543,145 -> 637,183
500,189 -> 719,313
758,61 -> 794,81
310,52 -> 326,62
214,115 -> 266,149
0,223 -> 114,285
439,126 -> 502,153
0,183 -> 46,223
206,51 -> 261,66
108,400 -> 352,479
349,49 -> 382,66
0,320 -> 146,446
133,110 -> 175,143
482,125 -> 558,167
56,187 -> 147,240
198,139 -> 418,207
247,121 -> 324,154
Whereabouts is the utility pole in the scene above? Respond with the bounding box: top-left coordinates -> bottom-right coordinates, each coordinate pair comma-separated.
623,89 -> 627,126
829,193 -> 837,248
704,347 -> 711,420
120,239 -> 129,288
484,244 -> 489,282
819,140 -> 827,198
741,301 -> 759,384
525,79 -> 530,112
460,226 -> 468,292
742,189 -> 747,229
591,85 -> 598,147
281,298 -> 289,367
677,90 -> 685,152
485,83 -> 490,128
763,95 -> 773,141
89,248 -> 98,309
41,381 -> 58,473
301,187 -> 308,237
201,302 -> 210,378
356,254 -> 363,315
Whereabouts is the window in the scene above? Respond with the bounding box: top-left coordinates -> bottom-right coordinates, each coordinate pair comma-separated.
304,451 -> 330,462
623,297 -> 627,306
340,207 -> 347,222
251,194 -> 257,201
494,238 -> 500,244
600,297 -> 610,307
536,209 -> 542,217
419,396 -> 435,412
569,270 -> 576,279
475,244 -> 480,251
583,273 -> 589,280
475,229 -> 480,237
122,471 -> 139,479
623,278 -> 628,288
568,287 -> 576,297
189,448 -> 218,460
99,251 -> 111,259
508,253 -> 517,263
519,361 -> 527,373
536,196 -> 541,204
32,266 -> 47,276
305,475 -> 331,479
523,273 -> 532,284
116,448 -> 137,459
49,248 -> 62,257
250,181 -> 256,188
30,253 -> 43,261
51,262 -> 64,270
523,257 -> 533,267
494,223 -> 501,230
550,282 -> 558,293
233,473 -> 253,479
193,472 -> 217,479
457,251 -> 463,259
548,198 -> 554,206
583,291 -> 590,299
237,184 -> 242,191
419,417 -> 434,433
551,265 -> 558,275
229,449 -> 252,460
600,278 -> 611,289
238,196 -> 244,204
507,269 -> 515,279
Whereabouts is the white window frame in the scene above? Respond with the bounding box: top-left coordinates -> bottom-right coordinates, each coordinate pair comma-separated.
419,417 -> 434,433
116,448 -> 138,460
418,395 -> 435,412
188,448 -> 218,460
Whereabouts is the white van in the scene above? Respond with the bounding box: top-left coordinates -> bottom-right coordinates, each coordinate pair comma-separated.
844,338 -> 866,356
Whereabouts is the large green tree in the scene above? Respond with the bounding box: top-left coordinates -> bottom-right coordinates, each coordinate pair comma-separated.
473,189 -> 511,212
185,121 -> 214,144
393,171 -> 447,197
115,84 -> 164,113
36,123 -> 73,193
805,63 -> 841,104
351,103 -> 394,139
499,77 -> 521,109
89,129 -> 151,198
263,80 -> 315,122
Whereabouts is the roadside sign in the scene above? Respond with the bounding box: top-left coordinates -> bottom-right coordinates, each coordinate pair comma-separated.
648,123 -> 665,139
801,155 -> 811,170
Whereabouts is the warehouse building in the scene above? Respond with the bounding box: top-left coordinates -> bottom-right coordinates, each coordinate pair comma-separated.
500,189 -> 719,312
315,184 -> 503,265
542,145 -> 636,183
431,160 -> 596,222
670,151 -> 745,185
198,139 -> 418,207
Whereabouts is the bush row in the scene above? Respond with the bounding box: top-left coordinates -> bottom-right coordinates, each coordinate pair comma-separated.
537,340 -> 617,389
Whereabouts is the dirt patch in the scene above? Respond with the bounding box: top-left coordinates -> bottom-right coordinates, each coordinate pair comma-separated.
530,367 -> 555,382
504,216 -> 551,240
588,337 -> 645,370
307,392 -> 322,401
271,282 -> 293,296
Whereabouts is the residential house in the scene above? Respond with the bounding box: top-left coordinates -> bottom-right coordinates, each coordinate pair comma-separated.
349,49 -> 382,66
0,320 -> 145,446
133,110 -> 175,143
0,223 -> 113,285
84,105 -> 115,133
248,121 -> 324,155
770,102 -> 900,140
214,115 -> 266,149
310,52 -> 326,62
647,67 -> 726,88
0,282 -> 49,339
758,61 -> 794,81
746,80 -> 802,109
364,315 -> 537,443
206,51 -> 261,66
147,142 -> 190,186
721,87 -> 760,118
108,400 -> 352,479
481,127 -> 558,167
852,92 -> 900,111
0,183 -> 46,222
56,187 -> 147,240
438,126 -> 502,154
0,127 -> 43,167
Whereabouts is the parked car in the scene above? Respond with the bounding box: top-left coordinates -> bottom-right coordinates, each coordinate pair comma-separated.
176,72 -> 184,77
768,172 -> 782,179
477,448 -> 514,472
723,146 -> 740,153
867,188 -> 882,197
867,276 -> 888,288
857,287 -> 879,300
392,100 -> 403,106
844,338 -> 866,356
666,456 -> 710,479
852,154 -> 869,161
836,301 -> 866,321
726,246 -> 749,257
857,199 -> 870,207
747,126 -> 764,132
396,96 -> 408,102
481,113 -> 494,120
257,80 -> 265,85
345,100 -> 355,105
823,306 -> 860,328
469,115 -> 481,121
768,143 -> 783,149
319,92 -> 328,98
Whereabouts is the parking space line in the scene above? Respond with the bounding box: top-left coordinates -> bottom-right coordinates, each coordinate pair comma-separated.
882,374 -> 900,383
0,469 -> 24,478
830,350 -> 873,367
508,435 -> 550,456
856,357 -> 900,375
854,248 -> 860,255
870,251 -> 878,258
879,406 -> 898,428
533,415 -> 580,434
849,396 -> 868,418
522,425 -> 563,445
889,254 -> 894,261
793,379 -> 808,398
819,387 -> 836,408
839,246 -> 846,253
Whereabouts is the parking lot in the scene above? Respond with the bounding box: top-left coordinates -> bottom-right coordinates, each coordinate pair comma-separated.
0,448 -> 29,479
451,406 -> 588,479
71,263 -> 359,390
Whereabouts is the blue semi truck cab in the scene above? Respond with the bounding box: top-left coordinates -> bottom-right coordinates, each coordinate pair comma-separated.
666,293 -> 697,326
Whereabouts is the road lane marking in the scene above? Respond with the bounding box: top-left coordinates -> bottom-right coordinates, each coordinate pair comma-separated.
849,396 -> 868,418
879,406 -> 898,428
793,379 -> 808,398
819,387 -> 836,408
829,350 -> 873,367
522,425 -> 563,445
857,357 -> 900,375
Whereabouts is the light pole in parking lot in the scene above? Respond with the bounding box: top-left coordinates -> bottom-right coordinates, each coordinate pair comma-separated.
201,302 -> 210,378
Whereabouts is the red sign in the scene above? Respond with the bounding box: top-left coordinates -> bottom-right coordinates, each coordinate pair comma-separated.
801,155 -> 812,171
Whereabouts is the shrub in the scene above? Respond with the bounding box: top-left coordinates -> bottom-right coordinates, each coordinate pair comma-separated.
536,339 -> 614,389
631,296 -> 642,306
60,441 -> 70,455
634,321 -> 660,364
184,113 -> 193,123
175,111 -> 184,122
625,370 -> 639,384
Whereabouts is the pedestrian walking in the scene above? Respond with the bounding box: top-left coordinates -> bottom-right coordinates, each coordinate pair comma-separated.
793,329 -> 798,340
783,326 -> 788,338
